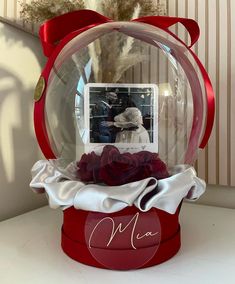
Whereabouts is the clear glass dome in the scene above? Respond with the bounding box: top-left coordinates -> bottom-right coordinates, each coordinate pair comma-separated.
44,21 -> 207,167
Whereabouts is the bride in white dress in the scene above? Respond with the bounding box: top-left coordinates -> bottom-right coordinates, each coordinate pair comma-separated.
113,107 -> 150,143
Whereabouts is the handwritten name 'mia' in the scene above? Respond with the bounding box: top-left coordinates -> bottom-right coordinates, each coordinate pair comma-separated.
88,212 -> 159,250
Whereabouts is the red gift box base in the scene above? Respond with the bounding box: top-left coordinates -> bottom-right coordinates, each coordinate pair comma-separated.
61,205 -> 181,270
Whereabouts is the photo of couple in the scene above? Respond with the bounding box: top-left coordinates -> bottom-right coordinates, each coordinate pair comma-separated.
88,85 -> 156,144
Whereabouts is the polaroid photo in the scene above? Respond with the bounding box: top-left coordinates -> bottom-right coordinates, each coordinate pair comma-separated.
76,83 -> 158,157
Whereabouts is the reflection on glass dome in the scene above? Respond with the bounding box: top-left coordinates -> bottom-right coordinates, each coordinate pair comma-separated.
44,21 -> 207,167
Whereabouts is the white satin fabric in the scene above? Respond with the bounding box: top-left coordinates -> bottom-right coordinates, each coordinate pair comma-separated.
30,160 -> 206,214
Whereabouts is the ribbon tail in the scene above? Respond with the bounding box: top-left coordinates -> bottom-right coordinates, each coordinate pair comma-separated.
39,9 -> 111,57
133,16 -> 200,48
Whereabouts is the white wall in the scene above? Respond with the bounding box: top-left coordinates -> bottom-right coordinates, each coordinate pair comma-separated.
0,22 -> 47,221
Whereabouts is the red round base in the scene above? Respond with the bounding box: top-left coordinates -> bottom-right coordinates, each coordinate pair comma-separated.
61,205 -> 181,270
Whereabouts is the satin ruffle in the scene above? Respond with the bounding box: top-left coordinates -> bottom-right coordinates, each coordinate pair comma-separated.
30,160 -> 205,214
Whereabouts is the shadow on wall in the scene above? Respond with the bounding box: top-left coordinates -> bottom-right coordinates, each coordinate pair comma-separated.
0,67 -> 46,222
0,21 -> 45,68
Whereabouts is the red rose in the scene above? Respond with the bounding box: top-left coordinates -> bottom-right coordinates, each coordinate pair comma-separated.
99,146 -> 140,186
77,151 -> 101,183
135,151 -> 169,180
77,146 -> 169,186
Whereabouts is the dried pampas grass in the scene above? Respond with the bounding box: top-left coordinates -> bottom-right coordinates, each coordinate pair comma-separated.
20,0 -> 85,23
20,0 -> 166,83
113,53 -> 147,83
101,0 -> 165,21
121,4 -> 141,57
20,0 -> 166,24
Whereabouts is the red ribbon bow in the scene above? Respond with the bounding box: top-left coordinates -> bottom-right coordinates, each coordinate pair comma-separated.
39,10 -> 200,57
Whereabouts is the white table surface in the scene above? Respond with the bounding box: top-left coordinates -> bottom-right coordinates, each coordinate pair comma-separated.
0,202 -> 235,284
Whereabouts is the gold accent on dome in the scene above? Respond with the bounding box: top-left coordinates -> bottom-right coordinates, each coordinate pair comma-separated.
34,76 -> 46,102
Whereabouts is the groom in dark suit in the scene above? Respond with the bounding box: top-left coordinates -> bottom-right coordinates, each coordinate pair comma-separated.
91,91 -> 119,143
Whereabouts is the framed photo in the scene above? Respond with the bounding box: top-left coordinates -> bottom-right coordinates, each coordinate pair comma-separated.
78,83 -> 158,155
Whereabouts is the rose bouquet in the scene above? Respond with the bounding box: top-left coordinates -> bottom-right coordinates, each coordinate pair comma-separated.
77,145 -> 169,186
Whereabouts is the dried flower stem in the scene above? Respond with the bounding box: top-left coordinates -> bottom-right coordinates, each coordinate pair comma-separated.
20,0 -> 166,83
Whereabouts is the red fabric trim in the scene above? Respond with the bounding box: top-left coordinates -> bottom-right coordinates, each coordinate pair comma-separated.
63,206 -> 181,243
61,227 -> 181,270
39,10 -> 110,57
61,206 -> 181,270
34,80 -> 56,159
190,51 -> 215,148
132,16 -> 200,48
